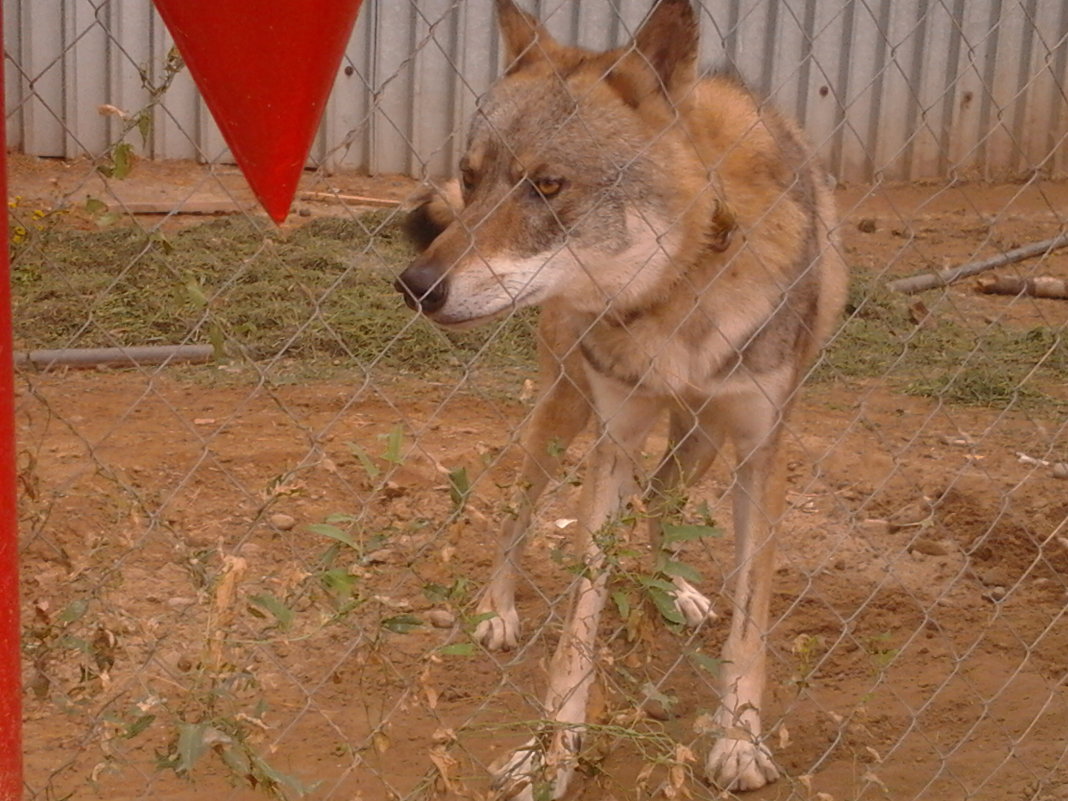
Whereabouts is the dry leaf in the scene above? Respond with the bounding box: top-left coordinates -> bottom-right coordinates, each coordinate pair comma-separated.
778,724 -> 791,750
692,712 -> 717,735
372,730 -> 391,754
635,761 -> 656,793
429,746 -> 462,794
862,770 -> 887,791
423,683 -> 439,709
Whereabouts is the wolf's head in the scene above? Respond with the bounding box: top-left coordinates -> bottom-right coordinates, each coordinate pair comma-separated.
396,0 -> 722,328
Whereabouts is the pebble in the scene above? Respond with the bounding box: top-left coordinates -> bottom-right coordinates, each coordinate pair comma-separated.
426,609 -> 456,629
983,586 -> 1007,602
269,513 -> 296,531
364,548 -> 395,565
909,537 -> 948,557
642,693 -> 689,721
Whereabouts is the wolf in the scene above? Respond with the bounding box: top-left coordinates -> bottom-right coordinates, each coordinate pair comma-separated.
395,0 -> 848,796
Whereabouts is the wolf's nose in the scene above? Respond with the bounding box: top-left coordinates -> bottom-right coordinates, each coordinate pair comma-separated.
395,262 -> 448,314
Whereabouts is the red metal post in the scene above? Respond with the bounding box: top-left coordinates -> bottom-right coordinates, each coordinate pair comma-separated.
0,0 -> 23,795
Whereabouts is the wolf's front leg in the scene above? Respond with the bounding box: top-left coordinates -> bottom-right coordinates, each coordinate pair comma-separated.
491,385 -> 660,799
705,404 -> 786,792
475,315 -> 591,651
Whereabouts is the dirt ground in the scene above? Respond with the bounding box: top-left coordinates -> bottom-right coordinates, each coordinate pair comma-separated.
11,155 -> 1068,801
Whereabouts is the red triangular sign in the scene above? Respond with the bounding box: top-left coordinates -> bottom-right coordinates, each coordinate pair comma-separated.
152,0 -> 365,223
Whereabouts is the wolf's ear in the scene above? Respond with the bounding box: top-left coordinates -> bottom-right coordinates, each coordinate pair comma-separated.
630,0 -> 699,101
496,0 -> 561,74
403,181 -> 463,252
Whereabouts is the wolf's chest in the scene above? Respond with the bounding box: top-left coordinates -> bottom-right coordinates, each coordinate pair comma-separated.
577,321 -> 727,398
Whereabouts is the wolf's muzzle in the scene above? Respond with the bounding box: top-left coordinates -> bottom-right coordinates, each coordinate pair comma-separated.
395,261 -> 448,315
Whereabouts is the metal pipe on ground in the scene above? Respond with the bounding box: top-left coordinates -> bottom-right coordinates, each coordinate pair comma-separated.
15,345 -> 216,370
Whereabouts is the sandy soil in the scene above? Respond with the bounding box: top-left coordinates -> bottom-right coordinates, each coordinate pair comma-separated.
11,155 -> 1068,801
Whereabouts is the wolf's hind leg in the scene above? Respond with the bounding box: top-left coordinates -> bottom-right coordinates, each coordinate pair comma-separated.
646,409 -> 723,627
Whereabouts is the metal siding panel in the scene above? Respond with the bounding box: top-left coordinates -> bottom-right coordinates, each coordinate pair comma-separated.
838,0 -> 887,182
616,0 -> 652,42
1018,0 -> 1064,172
4,0 -> 22,151
729,1 -> 776,95
574,3 -> 619,52
197,96 -> 230,165
699,0 -> 737,66
4,0 -> 1068,182
946,0 -> 995,177
765,1 -> 806,120
981,0 -> 1026,177
107,1 -> 153,157
410,0 -> 461,178
322,5 -> 376,172
1005,0 -> 1037,174
907,1 -> 956,180
871,1 -> 921,181
540,0 -> 575,45
64,1 -> 110,158
1053,1 -> 1068,175
22,0 -> 65,156
149,11 -> 199,160
800,0 -> 851,178
453,0 -> 497,173
371,2 -> 417,175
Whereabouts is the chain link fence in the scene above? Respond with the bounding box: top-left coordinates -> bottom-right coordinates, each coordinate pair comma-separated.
8,1 -> 1068,800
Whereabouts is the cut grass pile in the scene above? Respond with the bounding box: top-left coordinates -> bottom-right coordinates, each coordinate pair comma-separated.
823,270 -> 1068,406
11,211 -> 1068,407
11,211 -> 537,377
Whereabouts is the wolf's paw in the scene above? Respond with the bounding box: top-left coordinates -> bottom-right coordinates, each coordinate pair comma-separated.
474,599 -> 520,651
670,577 -> 717,627
490,730 -> 582,801
705,737 -> 779,792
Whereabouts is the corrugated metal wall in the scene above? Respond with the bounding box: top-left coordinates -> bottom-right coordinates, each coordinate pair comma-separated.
4,0 -> 1067,183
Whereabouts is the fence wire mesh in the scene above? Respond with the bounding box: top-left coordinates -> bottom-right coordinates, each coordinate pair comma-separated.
7,2 -> 1068,801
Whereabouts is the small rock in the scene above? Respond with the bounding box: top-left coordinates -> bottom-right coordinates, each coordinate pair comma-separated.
857,217 -> 877,233
888,500 -> 935,531
859,518 -> 891,537
982,586 -> 1007,602
909,537 -> 948,557
364,548 -> 395,565
1053,463 -> 1068,480
426,609 -> 456,629
382,481 -> 405,499
642,692 -> 688,721
269,513 -> 296,531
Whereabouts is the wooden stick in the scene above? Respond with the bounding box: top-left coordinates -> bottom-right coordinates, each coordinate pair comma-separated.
976,274 -> 1068,299
887,231 -> 1068,294
122,200 -> 252,215
298,191 -> 400,208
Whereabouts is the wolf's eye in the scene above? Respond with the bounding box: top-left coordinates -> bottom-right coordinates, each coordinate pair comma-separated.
461,169 -> 477,193
531,176 -> 564,199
